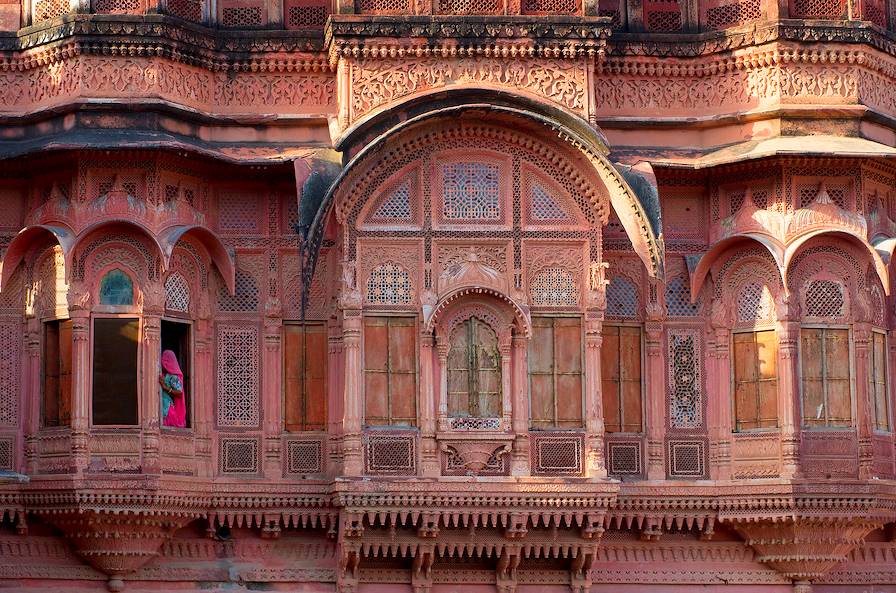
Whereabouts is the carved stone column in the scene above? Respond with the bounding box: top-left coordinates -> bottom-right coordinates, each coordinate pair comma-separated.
708,309 -> 732,480
436,337 -> 450,429
500,337 -> 513,433
419,331 -> 438,476
262,307 -> 283,478
644,319 -> 666,480
23,317 -> 41,475
853,322 -> 874,479
193,321 -> 213,477
328,319 -> 345,475
777,318 -> 801,478
67,282 -> 91,474
342,310 -> 363,476
141,312 -> 162,475
584,314 -> 607,478
511,334 -> 529,476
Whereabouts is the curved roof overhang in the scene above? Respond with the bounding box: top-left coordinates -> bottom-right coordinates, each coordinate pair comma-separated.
308,96 -> 665,287
160,225 -> 237,295
1,224 -> 76,292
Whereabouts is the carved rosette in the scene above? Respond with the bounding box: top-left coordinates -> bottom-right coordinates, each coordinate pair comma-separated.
726,518 -> 880,581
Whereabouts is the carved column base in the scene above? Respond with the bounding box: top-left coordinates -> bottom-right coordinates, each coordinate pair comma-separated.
511,434 -> 529,476
343,433 -> 363,476
585,434 -> 607,478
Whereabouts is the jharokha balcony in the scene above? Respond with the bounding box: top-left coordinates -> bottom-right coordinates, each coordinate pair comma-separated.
1,0 -> 896,589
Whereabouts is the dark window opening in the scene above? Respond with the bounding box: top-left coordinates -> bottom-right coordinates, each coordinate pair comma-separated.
92,317 -> 139,426
161,319 -> 192,428
43,319 -> 73,427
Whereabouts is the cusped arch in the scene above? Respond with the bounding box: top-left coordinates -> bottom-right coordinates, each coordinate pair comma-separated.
424,286 -> 532,338
783,230 -> 889,296
74,219 -> 165,269
689,234 -> 786,303
160,225 -> 236,295
1,224 -> 75,292
307,101 -> 665,294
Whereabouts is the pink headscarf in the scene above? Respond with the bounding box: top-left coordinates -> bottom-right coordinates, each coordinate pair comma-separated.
161,350 -> 187,428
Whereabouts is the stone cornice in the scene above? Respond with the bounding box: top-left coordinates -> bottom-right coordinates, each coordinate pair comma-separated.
0,15 -> 331,72
325,15 -> 611,64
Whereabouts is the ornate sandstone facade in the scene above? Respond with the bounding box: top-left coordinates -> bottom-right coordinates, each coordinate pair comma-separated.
1,0 -> 896,591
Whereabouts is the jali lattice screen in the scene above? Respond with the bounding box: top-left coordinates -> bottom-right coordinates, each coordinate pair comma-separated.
216,325 -> 260,427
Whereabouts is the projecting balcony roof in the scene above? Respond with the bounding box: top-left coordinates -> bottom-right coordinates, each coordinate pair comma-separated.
650,135 -> 896,169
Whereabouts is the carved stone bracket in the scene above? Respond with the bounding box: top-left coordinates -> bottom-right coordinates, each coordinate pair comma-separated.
724,517 -> 881,585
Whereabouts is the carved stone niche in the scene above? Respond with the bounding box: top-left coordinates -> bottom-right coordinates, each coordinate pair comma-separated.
725,517 -> 880,586
46,510 -> 193,591
439,437 -> 512,476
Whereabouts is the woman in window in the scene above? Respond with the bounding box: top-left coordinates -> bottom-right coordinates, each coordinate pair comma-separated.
159,350 -> 187,428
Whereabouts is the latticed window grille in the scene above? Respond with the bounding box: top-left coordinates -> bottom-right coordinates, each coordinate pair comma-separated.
165,272 -> 190,313
366,263 -> 412,305
364,431 -> 417,475
789,0 -> 844,17
606,276 -> 639,318
216,326 -> 260,427
531,434 -> 584,475
93,0 -> 141,12
668,331 -> 703,429
286,439 -> 324,474
665,277 -> 699,317
373,182 -> 412,220
285,0 -> 328,27
222,4 -> 263,25
0,438 -> 12,470
220,438 -> 258,474
32,0 -> 69,21
219,193 -> 259,231
530,268 -> 578,307
703,0 -> 761,29
736,282 -> 774,324
357,0 -> 408,11
436,0 -> 500,13
218,270 -> 259,312
167,0 -> 202,21
803,280 -> 845,319
522,0 -> 578,13
530,184 -> 569,220
668,440 -> 706,477
607,441 -> 641,475
442,162 -> 500,220
644,0 -> 683,30
0,322 -> 20,426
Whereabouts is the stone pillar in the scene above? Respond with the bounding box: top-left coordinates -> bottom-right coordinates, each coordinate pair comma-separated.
584,314 -> 607,478
511,334 -> 529,476
500,337 -> 513,433
194,318 -> 214,478
419,331 -> 439,477
341,311 -> 363,476
262,311 -> 283,478
327,320 -> 345,475
67,282 -> 92,474
141,312 -> 162,475
708,319 -> 732,480
777,319 -> 801,477
853,323 -> 874,479
645,319 -> 666,480
437,337 -> 450,428
23,318 -> 41,475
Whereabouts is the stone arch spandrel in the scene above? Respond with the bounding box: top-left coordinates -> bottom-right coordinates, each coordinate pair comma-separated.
308,103 -> 665,289
1,224 -> 75,292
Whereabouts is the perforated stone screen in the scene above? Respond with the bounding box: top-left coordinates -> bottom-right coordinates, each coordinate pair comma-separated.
216,326 -> 260,428
165,272 -> 190,313
668,330 -> 703,429
665,277 -> 699,317
0,322 -> 19,426
606,277 -> 639,318
530,268 -> 578,307
366,263 -> 413,305
804,280 -> 845,319
442,162 -> 500,220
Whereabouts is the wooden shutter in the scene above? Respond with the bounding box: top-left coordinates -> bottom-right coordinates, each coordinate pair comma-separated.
554,318 -> 583,428
825,329 -> 851,426
284,323 -> 327,432
58,320 -> 73,426
734,330 -> 778,431
529,317 -> 554,428
801,327 -> 851,428
92,318 -> 139,426
601,325 -> 642,433
364,316 -> 417,426
872,332 -> 889,431
43,321 -> 60,427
